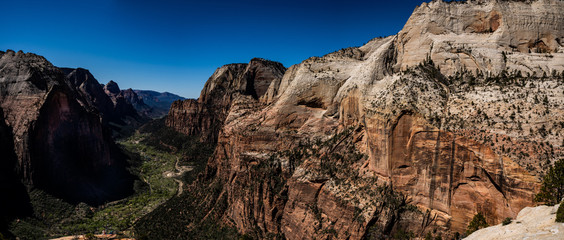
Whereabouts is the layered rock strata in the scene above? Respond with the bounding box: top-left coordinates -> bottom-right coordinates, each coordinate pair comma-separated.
163,0 -> 564,238
0,50 -> 133,205
166,58 -> 286,142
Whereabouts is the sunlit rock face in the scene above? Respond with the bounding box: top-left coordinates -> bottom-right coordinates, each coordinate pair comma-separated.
165,0 -> 563,238
394,0 -> 564,76
0,50 -> 133,205
166,58 -> 286,143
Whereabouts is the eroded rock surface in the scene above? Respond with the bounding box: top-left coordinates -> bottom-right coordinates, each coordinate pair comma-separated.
465,204 -> 564,240
166,58 -> 286,142
160,0 -> 563,238
0,50 -> 133,205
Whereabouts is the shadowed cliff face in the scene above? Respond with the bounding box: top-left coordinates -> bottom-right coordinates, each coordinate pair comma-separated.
0,108 -> 31,233
29,88 -> 132,204
0,50 -> 133,205
385,113 -> 537,231
62,68 -> 149,136
158,1 -> 562,238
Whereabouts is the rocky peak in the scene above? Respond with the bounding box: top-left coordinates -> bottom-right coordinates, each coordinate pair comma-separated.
64,68 -> 96,88
245,58 -> 286,100
394,0 -> 564,76
121,88 -> 150,111
104,80 -> 121,94
166,58 -> 286,142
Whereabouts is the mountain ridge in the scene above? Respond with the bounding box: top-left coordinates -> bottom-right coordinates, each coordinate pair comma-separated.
152,0 -> 563,239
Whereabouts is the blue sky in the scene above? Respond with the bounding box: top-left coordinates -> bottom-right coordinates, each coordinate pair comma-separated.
1,0 -> 426,98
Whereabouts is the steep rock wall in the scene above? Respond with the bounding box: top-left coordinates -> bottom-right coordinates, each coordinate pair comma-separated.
0,50 -> 133,205
163,0 -> 563,238
166,58 -> 286,142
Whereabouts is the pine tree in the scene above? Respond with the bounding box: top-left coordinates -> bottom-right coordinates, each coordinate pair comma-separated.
466,212 -> 488,235
534,159 -> 564,205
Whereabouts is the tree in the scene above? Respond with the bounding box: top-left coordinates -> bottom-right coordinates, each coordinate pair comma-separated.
556,202 -> 564,223
466,212 -> 488,236
534,159 -> 564,205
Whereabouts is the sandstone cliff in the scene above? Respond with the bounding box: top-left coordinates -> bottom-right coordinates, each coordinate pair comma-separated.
0,50 -> 133,205
157,0 -> 563,238
166,58 -> 286,142
104,81 -> 149,122
394,0 -> 564,76
0,107 -> 31,230
62,68 -> 150,137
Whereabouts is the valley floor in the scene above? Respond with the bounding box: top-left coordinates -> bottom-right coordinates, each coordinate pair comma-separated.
6,125 -> 194,239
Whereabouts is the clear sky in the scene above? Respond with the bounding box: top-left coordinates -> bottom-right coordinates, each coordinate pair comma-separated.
1,0 -> 427,98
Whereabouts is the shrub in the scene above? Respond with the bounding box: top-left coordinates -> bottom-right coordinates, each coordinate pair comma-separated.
535,159 -> 564,205
556,201 -> 564,223
84,233 -> 96,240
502,217 -> 512,225
466,212 -> 488,235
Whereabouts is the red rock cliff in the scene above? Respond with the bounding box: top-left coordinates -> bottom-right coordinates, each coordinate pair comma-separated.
163,0 -> 563,238
166,58 -> 286,142
0,50 -> 133,205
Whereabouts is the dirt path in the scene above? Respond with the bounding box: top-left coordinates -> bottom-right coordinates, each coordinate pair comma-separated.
163,157 -> 192,196
174,179 -> 184,195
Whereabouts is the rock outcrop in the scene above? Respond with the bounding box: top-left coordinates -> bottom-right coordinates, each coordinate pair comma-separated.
62,68 -> 149,136
465,203 -> 564,240
156,0 -> 563,239
394,0 -> 564,76
103,81 -> 148,123
0,50 -> 133,205
166,58 -> 286,142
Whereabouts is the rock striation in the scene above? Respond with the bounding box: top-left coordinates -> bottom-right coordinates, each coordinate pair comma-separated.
0,50 -> 133,205
394,0 -> 564,76
62,68 -> 150,136
157,0 -> 564,239
166,58 -> 286,142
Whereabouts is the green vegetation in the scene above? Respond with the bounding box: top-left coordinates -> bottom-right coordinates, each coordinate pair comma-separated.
556,201 -> 564,223
534,159 -> 564,205
466,212 -> 488,236
132,120 -> 239,239
502,217 -> 512,226
134,178 -> 240,239
7,118 -> 209,239
391,229 -> 414,239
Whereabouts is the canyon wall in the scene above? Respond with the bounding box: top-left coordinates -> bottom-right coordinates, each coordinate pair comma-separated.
161,0 -> 563,238
0,50 -> 133,205
166,58 -> 286,142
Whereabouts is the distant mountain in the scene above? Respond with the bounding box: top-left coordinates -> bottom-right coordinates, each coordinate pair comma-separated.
133,90 -> 185,118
